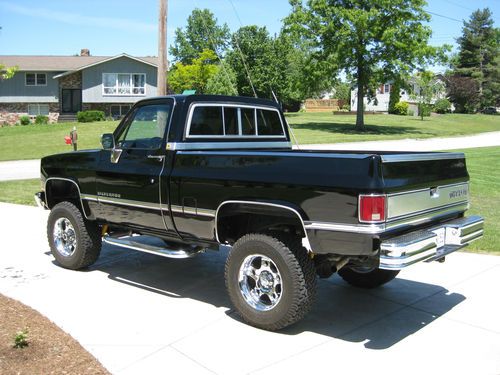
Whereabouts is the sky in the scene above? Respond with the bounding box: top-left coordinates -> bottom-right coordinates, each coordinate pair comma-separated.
0,0 -> 499,72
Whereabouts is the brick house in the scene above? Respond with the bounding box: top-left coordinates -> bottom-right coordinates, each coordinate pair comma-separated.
0,50 -> 159,125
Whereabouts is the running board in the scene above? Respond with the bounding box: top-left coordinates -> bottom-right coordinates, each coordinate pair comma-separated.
103,235 -> 204,259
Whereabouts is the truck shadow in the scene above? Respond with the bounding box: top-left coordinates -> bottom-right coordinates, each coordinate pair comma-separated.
88,243 -> 465,350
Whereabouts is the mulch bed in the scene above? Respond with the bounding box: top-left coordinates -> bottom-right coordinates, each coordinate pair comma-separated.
0,294 -> 109,375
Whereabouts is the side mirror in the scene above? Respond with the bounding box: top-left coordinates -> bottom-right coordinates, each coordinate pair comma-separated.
101,133 -> 115,150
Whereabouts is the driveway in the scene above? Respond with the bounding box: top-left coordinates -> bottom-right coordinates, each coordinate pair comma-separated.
1,202 -> 499,375
1,131 -> 499,181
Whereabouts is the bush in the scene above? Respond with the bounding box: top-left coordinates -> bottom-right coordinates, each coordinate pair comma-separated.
34,115 -> 49,125
433,98 -> 452,114
19,115 -> 31,126
393,101 -> 409,116
408,109 -> 415,116
77,110 -> 105,123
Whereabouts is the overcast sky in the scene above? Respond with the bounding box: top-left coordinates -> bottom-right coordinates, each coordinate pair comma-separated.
0,0 -> 498,70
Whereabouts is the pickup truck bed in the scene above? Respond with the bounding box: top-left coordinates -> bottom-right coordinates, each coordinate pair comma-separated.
36,95 -> 484,330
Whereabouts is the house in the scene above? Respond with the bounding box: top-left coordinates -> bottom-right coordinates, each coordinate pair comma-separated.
350,78 -> 447,114
0,49 -> 159,125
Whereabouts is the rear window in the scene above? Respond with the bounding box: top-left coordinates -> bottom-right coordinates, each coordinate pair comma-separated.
187,104 -> 285,138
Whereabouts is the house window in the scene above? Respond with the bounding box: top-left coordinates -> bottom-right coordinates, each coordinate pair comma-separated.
28,104 -> 49,116
384,84 -> 390,94
103,73 -> 146,96
25,73 -> 47,86
110,104 -> 132,119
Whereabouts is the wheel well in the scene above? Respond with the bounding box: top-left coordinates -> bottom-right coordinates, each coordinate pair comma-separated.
45,179 -> 86,215
216,202 -> 306,245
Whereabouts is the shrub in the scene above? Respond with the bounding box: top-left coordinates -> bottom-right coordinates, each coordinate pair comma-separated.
13,328 -> 29,349
393,101 -> 409,116
19,115 -> 31,126
77,110 -> 105,123
35,115 -> 49,125
433,98 -> 452,114
408,109 -> 415,116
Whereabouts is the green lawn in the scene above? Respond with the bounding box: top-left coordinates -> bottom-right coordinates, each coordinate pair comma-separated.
0,121 -> 118,161
0,147 -> 497,254
287,113 -> 500,144
0,113 -> 499,161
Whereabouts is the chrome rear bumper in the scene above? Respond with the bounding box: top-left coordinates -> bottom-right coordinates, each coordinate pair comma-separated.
379,215 -> 484,270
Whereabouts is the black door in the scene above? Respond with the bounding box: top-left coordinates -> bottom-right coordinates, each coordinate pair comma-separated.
95,100 -> 174,234
61,89 -> 81,113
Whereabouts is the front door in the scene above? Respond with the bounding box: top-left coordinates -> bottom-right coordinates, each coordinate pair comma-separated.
95,100 -> 173,234
61,89 -> 81,113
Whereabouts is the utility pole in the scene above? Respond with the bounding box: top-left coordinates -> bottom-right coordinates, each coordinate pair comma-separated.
157,0 -> 168,96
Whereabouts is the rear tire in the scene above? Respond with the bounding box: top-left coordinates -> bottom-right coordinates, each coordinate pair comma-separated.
338,267 -> 399,289
225,233 -> 316,331
47,201 -> 101,270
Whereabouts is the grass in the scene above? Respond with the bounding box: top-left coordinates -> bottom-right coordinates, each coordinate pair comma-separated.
0,113 -> 499,161
0,147 -> 497,254
460,147 -> 500,254
287,113 -> 500,144
0,121 -> 118,161
0,179 -> 40,206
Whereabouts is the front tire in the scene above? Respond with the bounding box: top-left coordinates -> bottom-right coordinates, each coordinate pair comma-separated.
338,267 -> 399,289
47,201 -> 101,270
225,234 -> 316,331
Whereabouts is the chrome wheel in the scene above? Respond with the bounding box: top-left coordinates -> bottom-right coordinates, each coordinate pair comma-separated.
238,254 -> 283,311
53,217 -> 77,257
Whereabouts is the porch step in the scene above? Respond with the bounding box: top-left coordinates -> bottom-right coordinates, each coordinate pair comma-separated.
58,114 -> 78,123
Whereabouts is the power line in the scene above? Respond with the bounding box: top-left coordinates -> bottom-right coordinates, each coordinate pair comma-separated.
441,0 -> 474,12
427,10 -> 463,23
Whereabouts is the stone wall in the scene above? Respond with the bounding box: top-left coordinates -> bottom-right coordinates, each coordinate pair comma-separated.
0,103 -> 59,126
59,72 -> 82,89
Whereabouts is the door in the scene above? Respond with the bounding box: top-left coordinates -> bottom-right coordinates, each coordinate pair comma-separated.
61,89 -> 82,113
95,100 -> 173,233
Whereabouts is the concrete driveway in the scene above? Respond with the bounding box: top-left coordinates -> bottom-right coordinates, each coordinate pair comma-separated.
1,203 -> 500,374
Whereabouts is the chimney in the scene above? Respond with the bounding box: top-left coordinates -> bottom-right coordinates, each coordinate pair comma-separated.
80,49 -> 90,57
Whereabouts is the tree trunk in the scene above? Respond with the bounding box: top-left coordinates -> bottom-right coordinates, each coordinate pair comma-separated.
355,76 -> 365,131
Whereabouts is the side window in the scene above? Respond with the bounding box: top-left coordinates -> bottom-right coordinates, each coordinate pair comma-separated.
257,109 -> 284,136
116,104 -> 171,149
190,106 -> 223,136
224,107 -> 238,135
241,108 -> 256,135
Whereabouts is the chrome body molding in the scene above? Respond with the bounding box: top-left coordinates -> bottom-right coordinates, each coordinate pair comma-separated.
304,202 -> 470,235
166,141 -> 293,151
44,177 -> 90,219
214,200 -> 312,251
387,182 -> 469,220
176,150 -> 373,159
170,205 -> 216,218
381,152 -> 465,163
379,215 -> 484,270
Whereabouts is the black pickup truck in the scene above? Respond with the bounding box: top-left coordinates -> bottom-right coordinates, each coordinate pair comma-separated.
36,95 -> 484,330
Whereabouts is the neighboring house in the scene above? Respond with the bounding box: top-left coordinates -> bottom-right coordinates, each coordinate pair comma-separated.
350,78 -> 446,113
0,49 -> 158,125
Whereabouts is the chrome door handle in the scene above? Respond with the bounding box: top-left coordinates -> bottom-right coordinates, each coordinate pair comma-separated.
147,155 -> 165,161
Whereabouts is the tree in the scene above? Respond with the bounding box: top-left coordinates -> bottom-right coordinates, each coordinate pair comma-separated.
388,78 -> 401,114
286,0 -> 447,130
170,8 -> 230,64
410,71 -> 445,120
0,64 -> 17,80
206,62 -> 238,96
455,8 -> 499,108
331,81 -> 351,103
168,49 -> 218,94
446,74 -> 480,113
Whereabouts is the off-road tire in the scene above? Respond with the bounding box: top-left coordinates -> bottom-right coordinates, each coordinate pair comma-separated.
338,267 -> 400,289
225,233 -> 316,331
47,201 -> 101,270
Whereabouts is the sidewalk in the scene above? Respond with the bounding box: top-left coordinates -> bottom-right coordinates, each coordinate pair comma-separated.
1,202 -> 499,375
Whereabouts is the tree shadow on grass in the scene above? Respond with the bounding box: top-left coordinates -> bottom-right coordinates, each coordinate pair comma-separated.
291,122 -> 435,137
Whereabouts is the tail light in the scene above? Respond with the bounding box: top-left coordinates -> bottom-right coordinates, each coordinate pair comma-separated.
359,194 -> 386,223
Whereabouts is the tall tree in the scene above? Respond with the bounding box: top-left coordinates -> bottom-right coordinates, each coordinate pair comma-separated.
455,8 -> 499,108
206,62 -> 238,96
446,74 -> 480,113
286,0 -> 447,130
168,49 -> 219,94
170,9 -> 230,64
